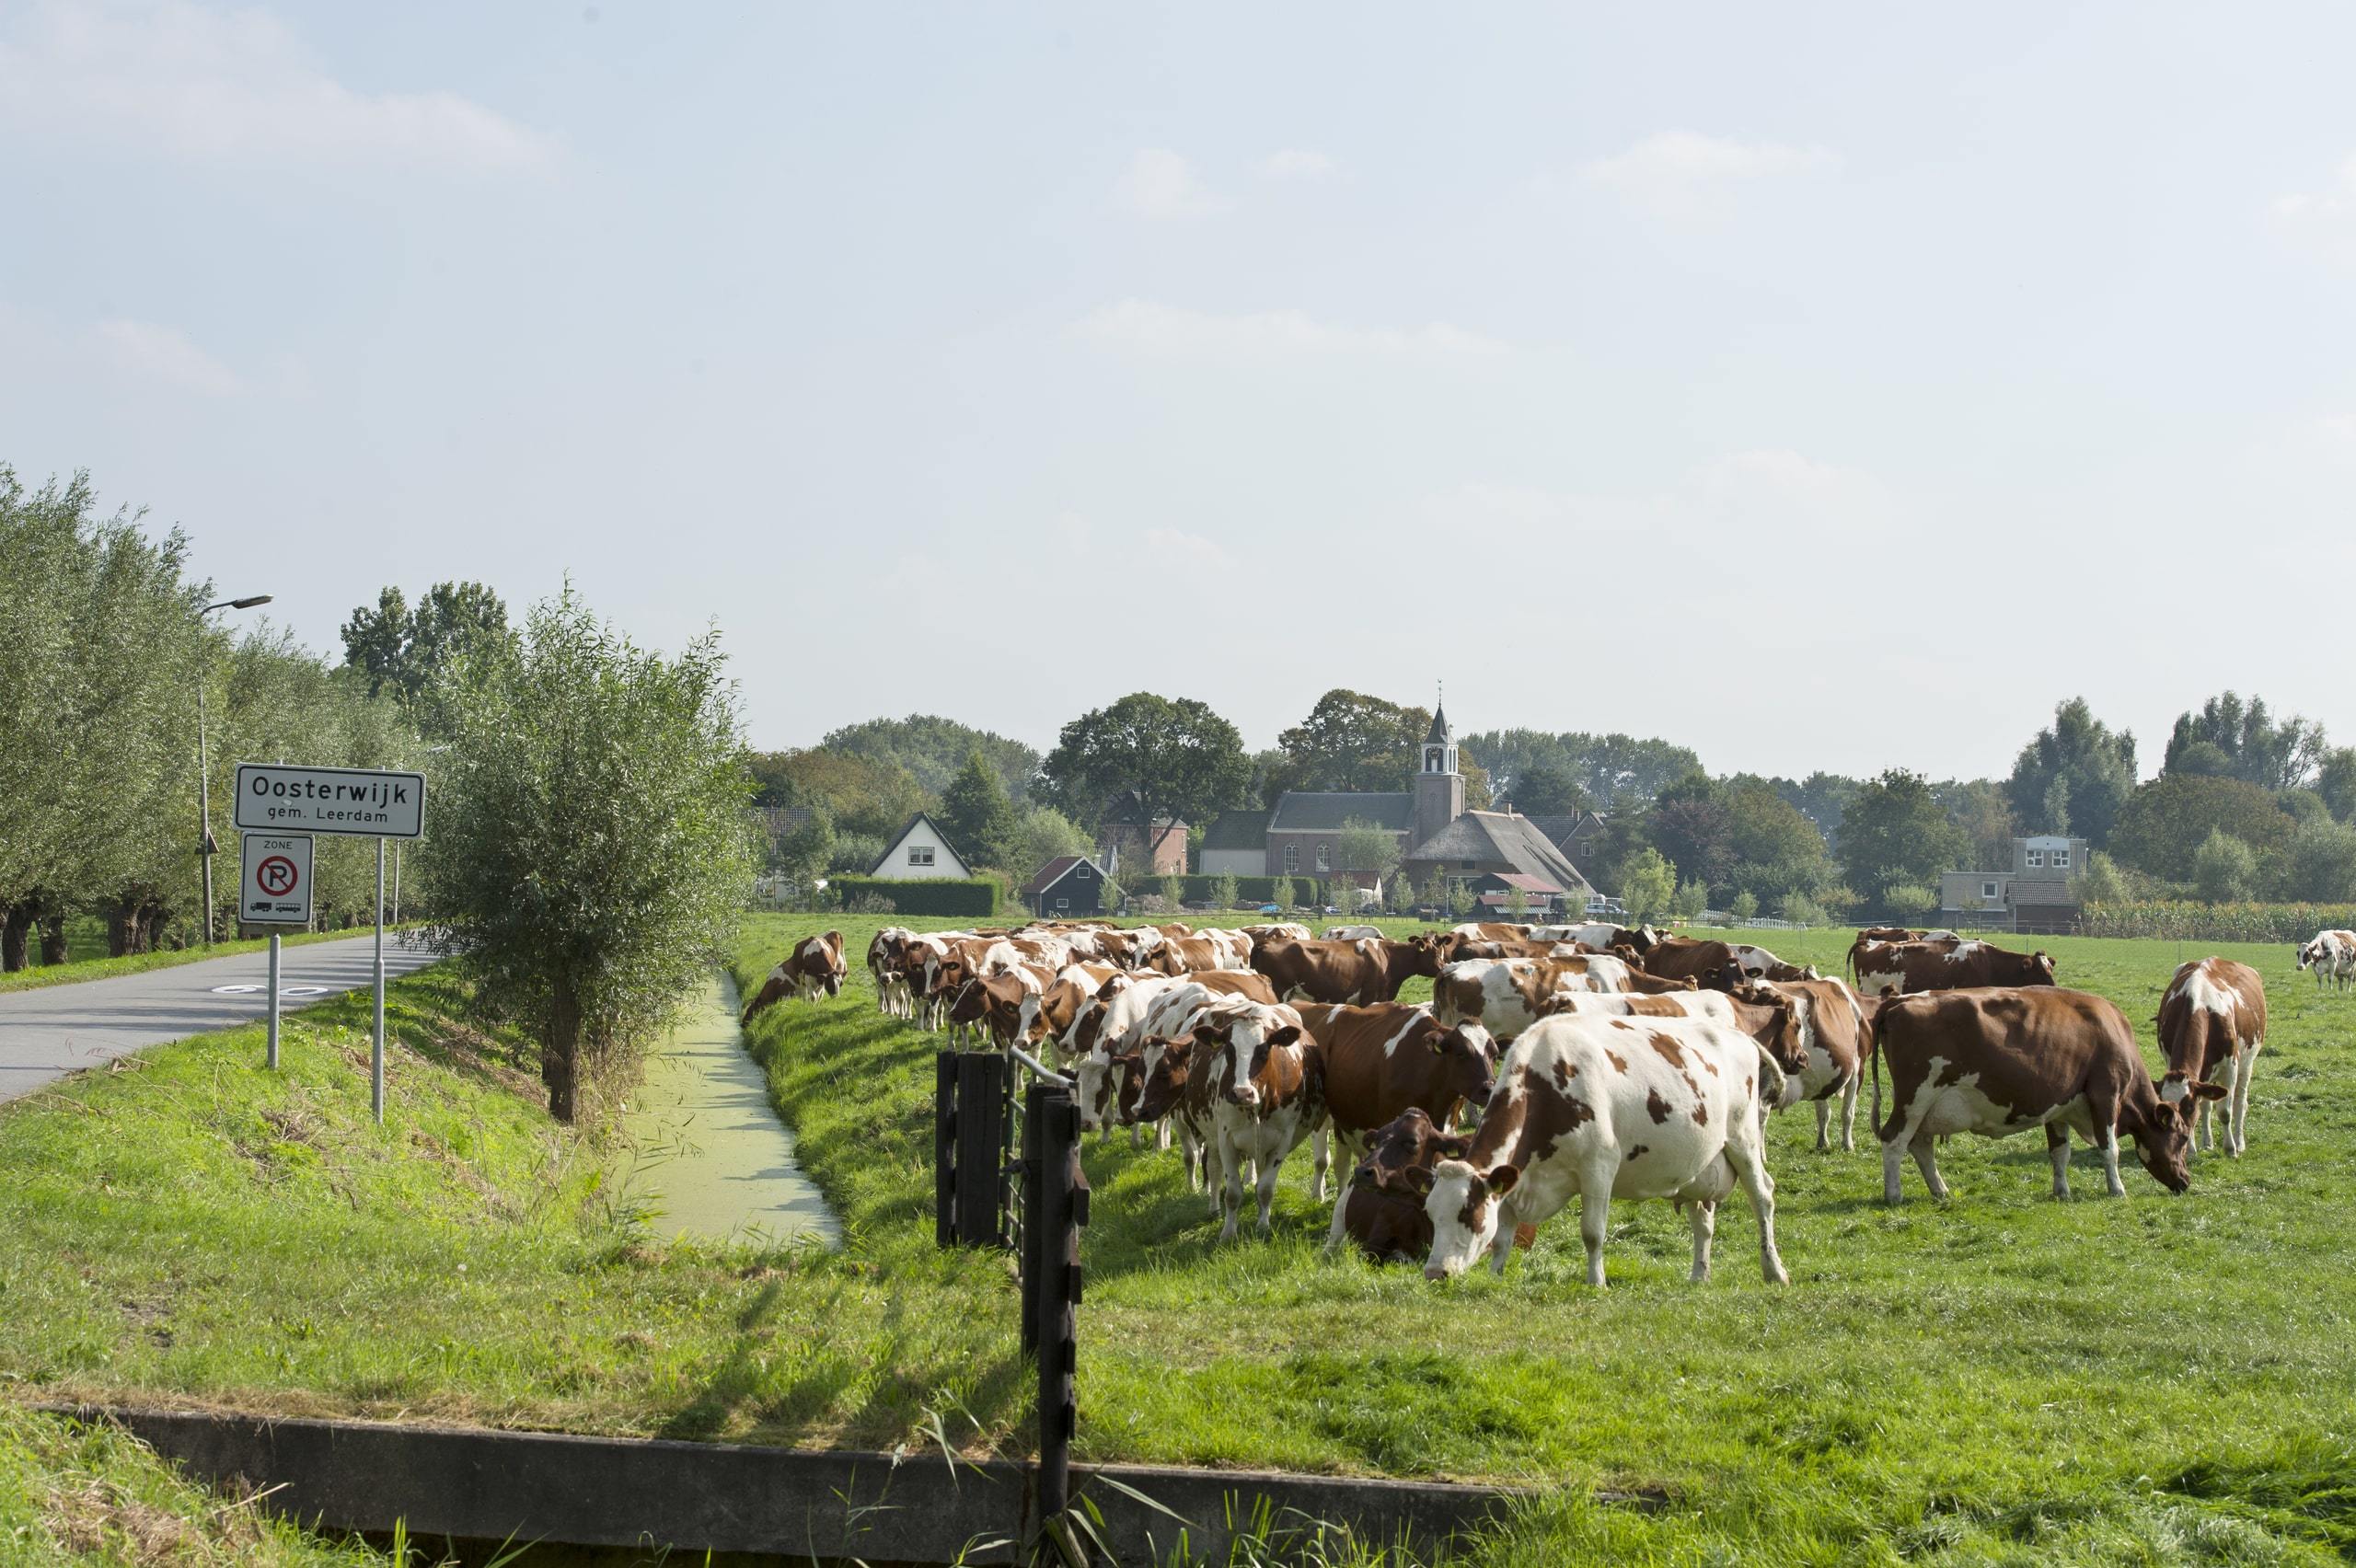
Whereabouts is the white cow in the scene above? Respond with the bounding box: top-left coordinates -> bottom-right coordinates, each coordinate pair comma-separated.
1323,925 -> 1383,941
1423,1012 -> 1788,1287
2296,930 -> 2356,992
1129,998 -> 1327,1240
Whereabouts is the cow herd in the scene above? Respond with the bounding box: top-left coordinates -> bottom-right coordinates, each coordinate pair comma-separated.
737,916 -> 2348,1287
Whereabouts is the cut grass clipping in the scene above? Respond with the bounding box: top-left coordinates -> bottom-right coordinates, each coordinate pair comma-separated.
4,918 -> 2353,1562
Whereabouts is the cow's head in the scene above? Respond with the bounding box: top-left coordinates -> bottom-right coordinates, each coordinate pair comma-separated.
1423,1158 -> 1518,1279
946,980 -> 990,1026
2135,1079 -> 2223,1192
2295,940 -> 2318,971
1206,1015 -> 1303,1109
1732,984 -> 1808,1073
1073,1046 -> 1122,1131
1128,1037 -> 1195,1124
2031,951 -> 2058,986
1428,1022 -> 1498,1111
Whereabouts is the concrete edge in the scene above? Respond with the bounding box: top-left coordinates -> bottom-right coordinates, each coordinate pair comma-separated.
35,1404 -> 1523,1564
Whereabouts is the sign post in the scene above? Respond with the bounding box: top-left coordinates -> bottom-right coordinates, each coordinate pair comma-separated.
236,764 -> 425,1124
238,832 -> 314,1071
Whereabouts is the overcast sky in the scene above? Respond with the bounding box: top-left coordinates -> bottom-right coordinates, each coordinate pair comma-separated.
6,2 -> 2352,780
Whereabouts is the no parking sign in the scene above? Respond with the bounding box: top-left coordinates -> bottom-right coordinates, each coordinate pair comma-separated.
239,833 -> 314,925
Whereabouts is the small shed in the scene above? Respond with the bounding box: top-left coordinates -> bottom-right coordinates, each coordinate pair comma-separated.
1022,855 -> 1110,917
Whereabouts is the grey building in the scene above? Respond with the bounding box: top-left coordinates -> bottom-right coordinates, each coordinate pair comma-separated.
1939,835 -> 2089,932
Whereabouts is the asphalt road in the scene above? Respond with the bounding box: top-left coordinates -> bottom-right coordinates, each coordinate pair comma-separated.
0,933 -> 443,1106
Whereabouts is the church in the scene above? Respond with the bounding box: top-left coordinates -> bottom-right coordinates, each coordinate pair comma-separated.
1199,705 -> 1596,907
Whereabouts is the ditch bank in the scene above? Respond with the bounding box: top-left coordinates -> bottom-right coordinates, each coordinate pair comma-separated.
48,1405 -> 1519,1564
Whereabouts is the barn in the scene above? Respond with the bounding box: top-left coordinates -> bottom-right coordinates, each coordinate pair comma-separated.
1022,855 -> 1111,917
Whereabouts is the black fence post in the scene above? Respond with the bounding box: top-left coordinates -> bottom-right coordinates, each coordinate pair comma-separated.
1032,1083 -> 1087,1536
1020,1082 -> 1045,1354
933,1052 -> 956,1250
955,1052 -> 1008,1248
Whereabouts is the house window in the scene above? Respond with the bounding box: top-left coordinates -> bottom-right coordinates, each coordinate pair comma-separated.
2025,848 -> 2044,869
1054,897 -> 1068,912
2052,847 -> 2071,869
1982,881 -> 2000,899
909,845 -> 934,868
1315,845 -> 1331,872
1282,844 -> 1299,873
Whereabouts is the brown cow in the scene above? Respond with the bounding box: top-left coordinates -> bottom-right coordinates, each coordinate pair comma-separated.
1872,986 -> 2213,1203
1251,937 -> 1442,1005
742,931 -> 846,1020
1327,1109 -> 1474,1264
1293,1003 -> 1496,1156
1847,929 -> 1963,985
1861,940 -> 2056,996
2156,957 -> 2267,1158
1734,977 -> 1870,1150
1631,937 -> 1747,992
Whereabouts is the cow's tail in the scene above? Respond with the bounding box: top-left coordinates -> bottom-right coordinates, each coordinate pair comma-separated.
1752,1043 -> 1787,1118
1868,996 -> 1895,1132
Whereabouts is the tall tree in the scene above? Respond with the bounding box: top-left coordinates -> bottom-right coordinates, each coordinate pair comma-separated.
2163,692 -> 2327,790
1839,769 -> 1969,898
1934,778 -> 2020,874
1722,778 -> 1837,906
746,748 -> 929,839
1332,817 -> 1403,892
1507,757 -> 1588,816
939,747 -> 1018,870
420,587 -> 755,1123
2108,775 -> 2294,882
340,579 -> 512,718
821,714 -> 1040,799
1461,729 -> 1703,808
1267,689 -> 1431,797
1646,771 -> 1736,896
1769,773 -> 1864,847
1039,693 -> 1249,865
2321,748 -> 2356,824
2006,698 -> 2138,847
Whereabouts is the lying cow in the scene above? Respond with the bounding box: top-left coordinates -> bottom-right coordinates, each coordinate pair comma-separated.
2156,957 -> 2267,1158
1328,1109 -> 1472,1264
742,931 -> 846,1020
1251,937 -> 1442,1006
2295,929 -> 2356,991
1872,986 -> 2211,1204
1856,939 -> 2055,997
1422,1012 -> 1790,1286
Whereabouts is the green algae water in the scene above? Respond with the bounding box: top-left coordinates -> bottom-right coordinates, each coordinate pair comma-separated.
621,974 -> 840,1246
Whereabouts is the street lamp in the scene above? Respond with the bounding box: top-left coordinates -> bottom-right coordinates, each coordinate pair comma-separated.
198,594 -> 273,945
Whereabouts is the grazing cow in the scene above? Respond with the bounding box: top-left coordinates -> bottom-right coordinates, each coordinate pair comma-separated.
1330,1109 -> 1473,1264
1322,924 -> 1383,941
1872,987 -> 2212,1204
742,931 -> 847,1020
1449,922 -> 1531,943
1733,978 -> 1870,1150
1243,923 -> 1313,955
2295,930 -> 2356,992
1725,943 -> 1815,982
1066,972 -> 1279,1136
1131,999 -> 1325,1239
1251,937 -> 1442,1006
1293,1003 -> 1496,1158
867,928 -> 918,1017
1150,929 -> 1255,974
2156,958 -> 2268,1157
1422,1013 -> 1789,1286
1860,940 -> 2057,997
944,965 -> 1053,1049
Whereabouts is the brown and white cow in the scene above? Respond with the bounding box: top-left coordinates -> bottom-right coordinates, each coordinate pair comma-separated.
2295,930 -> 2356,991
1130,998 -> 1326,1239
1634,938 -> 1750,992
1871,987 -> 2212,1204
1733,977 -> 1870,1151
1422,1012 -> 1789,1286
1293,1003 -> 1496,1158
1847,931 -> 1964,989
1251,937 -> 1442,1006
1018,962 -> 1124,1053
1431,955 -> 1696,1039
1859,940 -> 2057,997
742,931 -> 847,1020
1530,923 -> 1664,953
2156,958 -> 2267,1158
1065,972 -> 1277,1134
1328,1109 -> 1473,1264
1149,929 -> 1254,974
1322,924 -> 1384,941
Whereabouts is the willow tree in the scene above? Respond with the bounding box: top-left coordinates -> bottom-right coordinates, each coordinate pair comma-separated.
420,588 -> 755,1123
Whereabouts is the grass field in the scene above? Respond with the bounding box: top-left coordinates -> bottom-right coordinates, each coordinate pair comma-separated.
4,915 -> 2352,1562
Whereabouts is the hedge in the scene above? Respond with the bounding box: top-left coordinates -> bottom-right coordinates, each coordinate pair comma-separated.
827,876 -> 1001,917
2076,900 -> 2356,943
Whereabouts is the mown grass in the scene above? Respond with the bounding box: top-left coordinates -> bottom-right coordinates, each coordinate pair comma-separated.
0,924 -> 419,996
0,1403 -> 388,1564
729,914 -> 2356,1564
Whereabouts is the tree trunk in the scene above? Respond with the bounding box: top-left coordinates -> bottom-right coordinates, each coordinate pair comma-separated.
0,908 -> 28,973
544,987 -> 582,1124
108,901 -> 136,958
40,915 -> 68,966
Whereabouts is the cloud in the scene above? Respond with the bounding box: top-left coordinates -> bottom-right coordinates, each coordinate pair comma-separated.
1112,148 -> 1224,219
0,0 -> 555,174
1140,527 -> 1235,571
2271,153 -> 2356,263
1578,131 -> 1834,217
95,317 -> 244,396
1076,299 -> 1508,364
1258,148 -> 1334,181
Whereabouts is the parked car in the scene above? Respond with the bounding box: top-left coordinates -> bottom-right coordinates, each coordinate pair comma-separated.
1585,895 -> 1628,917
1258,903 -> 1282,916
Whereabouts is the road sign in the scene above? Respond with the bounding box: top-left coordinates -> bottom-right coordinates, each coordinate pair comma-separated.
238,833 -> 314,925
235,763 -> 424,839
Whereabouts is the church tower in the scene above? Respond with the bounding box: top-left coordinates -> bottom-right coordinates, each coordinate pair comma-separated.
1414,698 -> 1464,849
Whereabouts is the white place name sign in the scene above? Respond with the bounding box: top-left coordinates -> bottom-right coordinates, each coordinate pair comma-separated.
235,763 -> 426,838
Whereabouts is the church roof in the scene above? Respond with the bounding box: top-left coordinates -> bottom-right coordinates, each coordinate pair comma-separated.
1403,811 -> 1592,894
1425,704 -> 1451,745
1202,809 -> 1272,849
1267,791 -> 1415,833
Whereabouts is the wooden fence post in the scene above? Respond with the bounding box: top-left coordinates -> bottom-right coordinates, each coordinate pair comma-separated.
1032,1084 -> 1086,1536
954,1052 -> 1007,1247
933,1052 -> 956,1249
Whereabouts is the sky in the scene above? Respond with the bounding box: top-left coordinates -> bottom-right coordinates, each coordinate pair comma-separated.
5,1 -> 2353,782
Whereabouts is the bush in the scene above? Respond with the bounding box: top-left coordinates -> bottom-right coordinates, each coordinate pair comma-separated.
1883,882 -> 1937,918
1672,878 -> 1709,919
825,876 -> 999,917
1270,876 -> 1295,911
1729,890 -> 1760,923
1781,894 -> 1828,927
1208,870 -> 1241,910
2194,829 -> 2259,903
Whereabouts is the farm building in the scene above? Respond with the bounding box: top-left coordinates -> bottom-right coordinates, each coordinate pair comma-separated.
1939,835 -> 2089,932
1097,801 -> 1190,879
1400,810 -> 1594,904
868,813 -> 975,882
1021,855 -> 1110,917
1466,871 -> 1576,917
1198,810 -> 1272,876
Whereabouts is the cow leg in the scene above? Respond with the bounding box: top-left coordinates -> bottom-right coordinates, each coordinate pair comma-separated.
1486,1202 -> 1517,1277
1841,1076 -> 1860,1153
1883,1136 -> 1907,1205
1686,1198 -> 1716,1284
1129,1123 -> 1143,1151
1158,1120 -> 1172,1151
2097,1125 -> 2126,1198
1253,1144 -> 1280,1239
1322,1188 -> 1354,1258
1308,1128 -> 1330,1205
1812,1101 -> 1831,1153
1723,1131 -> 1788,1286
2046,1124 -> 2072,1199
2229,1046 -> 2258,1157
1910,1132 -> 1949,1201
1577,1186 -> 1611,1287
1217,1127 -> 1245,1242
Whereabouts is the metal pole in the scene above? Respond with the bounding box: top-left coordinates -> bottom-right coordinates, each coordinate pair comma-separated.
372,837 -> 386,1124
197,686 -> 214,946
392,841 -> 400,924
267,933 -> 281,1069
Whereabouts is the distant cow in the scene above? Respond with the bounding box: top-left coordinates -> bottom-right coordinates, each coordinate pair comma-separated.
1631,938 -> 1748,992
1251,937 -> 1441,1006
742,931 -> 846,1020
1733,977 -> 1871,1151
1421,1012 -> 1789,1286
1872,987 -> 2211,1204
1847,929 -> 1963,986
2157,958 -> 2268,1158
1328,1109 -> 1472,1264
1858,939 -> 2055,997
2295,930 -> 2356,991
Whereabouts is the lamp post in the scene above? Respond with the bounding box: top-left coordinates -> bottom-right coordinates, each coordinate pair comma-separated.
198,594 -> 272,945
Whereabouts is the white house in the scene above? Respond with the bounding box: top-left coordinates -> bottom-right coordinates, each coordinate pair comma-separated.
869,813 -> 975,881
